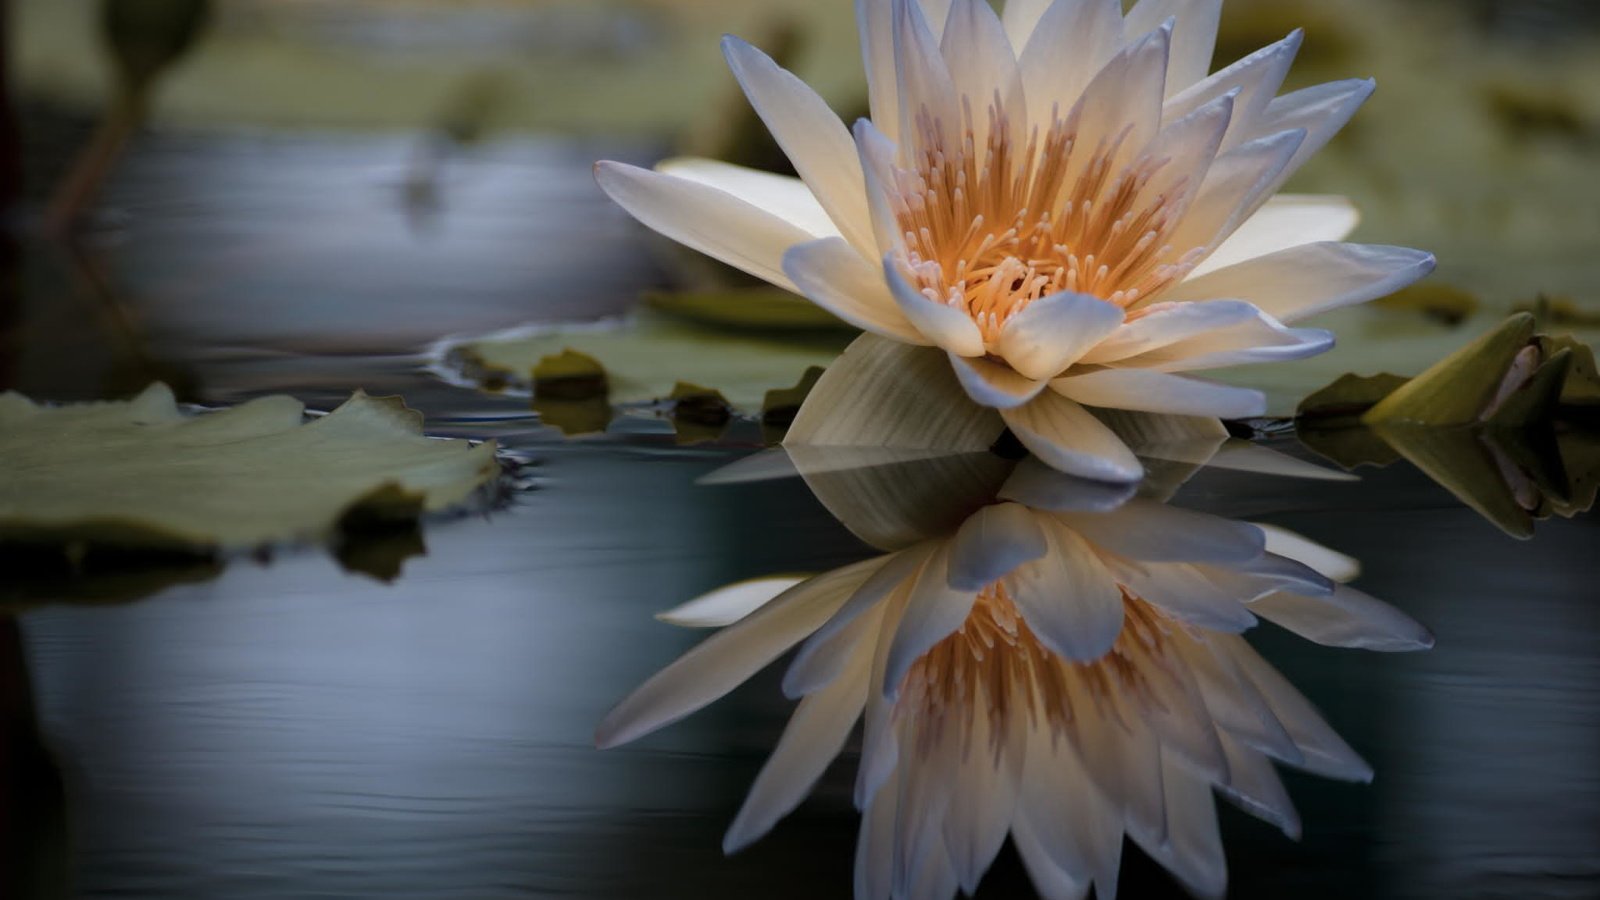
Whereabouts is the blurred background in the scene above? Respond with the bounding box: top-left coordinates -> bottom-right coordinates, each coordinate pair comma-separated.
2,0 -> 1599,409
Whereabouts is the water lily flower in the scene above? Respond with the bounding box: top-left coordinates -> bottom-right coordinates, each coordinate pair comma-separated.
595,0 -> 1435,481
596,465 -> 1432,899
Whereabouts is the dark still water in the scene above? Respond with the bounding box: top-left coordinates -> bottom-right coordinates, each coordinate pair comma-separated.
2,127 -> 1597,899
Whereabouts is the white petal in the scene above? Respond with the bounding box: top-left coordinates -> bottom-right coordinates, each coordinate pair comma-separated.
1257,523 -> 1361,582
1115,307 -> 1334,372
720,37 -> 876,252
1161,128 -> 1306,264
1057,499 -> 1265,563
853,118 -> 908,255
1111,559 -> 1259,632
997,456 -> 1138,512
883,547 -> 981,697
948,354 -> 1049,409
1061,22 -> 1173,184
594,161 -> 813,291
1189,194 -> 1360,279
1002,0 -> 1055,51
1202,439 -> 1359,482
1017,0 -> 1123,127
1077,300 -> 1262,365
593,557 -> 880,749
942,0 -> 1026,150
997,292 -> 1127,381
1216,733 -> 1302,839
787,544 -> 935,697
1017,714 -> 1123,893
941,695 -> 1020,892
1249,78 -> 1376,195
1052,369 -> 1267,418
947,502 -> 1049,590
1005,520 -> 1124,661
884,256 -> 988,356
1251,584 -> 1435,652
893,0 -> 963,152
1011,817 -> 1093,900
1225,636 -> 1373,781
858,0 -> 904,143
783,238 -> 926,343
656,576 -> 807,628
1001,392 -> 1144,482
1134,752 -> 1227,899
855,769 -> 900,900
723,635 -> 871,853
1125,0 -> 1223,93
1167,242 -> 1438,324
655,158 -> 839,240
1165,30 -> 1302,144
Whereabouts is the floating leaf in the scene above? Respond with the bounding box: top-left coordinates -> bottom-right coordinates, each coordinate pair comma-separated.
445,313 -> 849,428
0,383 -> 499,554
1364,314 -> 1540,426
1298,374 -> 1414,424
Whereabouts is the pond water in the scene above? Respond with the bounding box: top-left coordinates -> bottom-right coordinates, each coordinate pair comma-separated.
3,126 -> 1598,899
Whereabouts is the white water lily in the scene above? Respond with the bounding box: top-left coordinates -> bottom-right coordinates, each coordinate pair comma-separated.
595,0 -> 1435,481
597,467 -> 1431,899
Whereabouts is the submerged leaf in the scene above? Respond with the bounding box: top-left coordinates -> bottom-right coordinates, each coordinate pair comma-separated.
0,384 -> 499,554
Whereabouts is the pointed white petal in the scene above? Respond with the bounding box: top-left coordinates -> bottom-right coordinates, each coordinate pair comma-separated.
998,456 -> 1138,512
1111,559 -> 1259,632
948,354 -> 1050,409
1005,520 -> 1124,661
1250,78 -> 1376,194
1165,30 -> 1302,143
1002,0 -> 1055,51
594,557 -> 880,749
885,257 -> 988,357
1062,22 -> 1173,182
893,0 -> 963,151
1217,733 -> 1302,839
720,37 -> 875,252
1012,816 -> 1093,900
787,544 -> 935,697
1125,0 -> 1223,93
723,636 -> 871,853
594,161 -> 813,291
1017,715 -> 1124,894
853,117 -> 909,255
1057,499 -> 1265,563
1134,752 -> 1227,899
1226,636 -> 1373,781
1161,128 -> 1306,264
947,502 -> 1049,590
942,0 -> 1026,150
1001,392 -> 1144,482
883,547 -> 981,696
941,698 -> 1019,893
1190,194 -> 1360,279
1257,523 -> 1361,582
1251,584 -> 1435,652
1078,300 -> 1262,365
1017,0 -> 1123,126
1167,242 -> 1438,324
855,769 -> 900,900
654,158 -> 839,240
1115,306 -> 1334,372
1053,369 -> 1267,419
783,238 -> 926,343
997,292 -> 1127,381
656,576 -> 808,628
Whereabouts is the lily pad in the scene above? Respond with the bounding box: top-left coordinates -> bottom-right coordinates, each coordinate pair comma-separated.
0,383 -> 499,554
444,312 -> 849,434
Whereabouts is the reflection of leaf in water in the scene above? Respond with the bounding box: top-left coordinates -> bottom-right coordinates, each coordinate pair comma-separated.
0,618 -> 70,899
1295,316 -> 1600,535
0,383 -> 499,554
0,541 -> 221,611
446,312 -> 849,435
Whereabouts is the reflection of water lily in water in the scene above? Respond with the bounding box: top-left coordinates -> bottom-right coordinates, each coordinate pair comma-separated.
595,0 -> 1434,481
597,459 -> 1431,899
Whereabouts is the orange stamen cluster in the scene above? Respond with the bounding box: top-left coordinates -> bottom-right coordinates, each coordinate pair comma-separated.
888,98 -> 1206,344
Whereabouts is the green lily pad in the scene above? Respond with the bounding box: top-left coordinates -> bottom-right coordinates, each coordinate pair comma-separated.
445,312 -> 851,434
0,383 -> 499,554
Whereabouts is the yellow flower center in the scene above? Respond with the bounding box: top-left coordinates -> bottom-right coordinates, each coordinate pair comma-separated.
891,101 -> 1205,343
